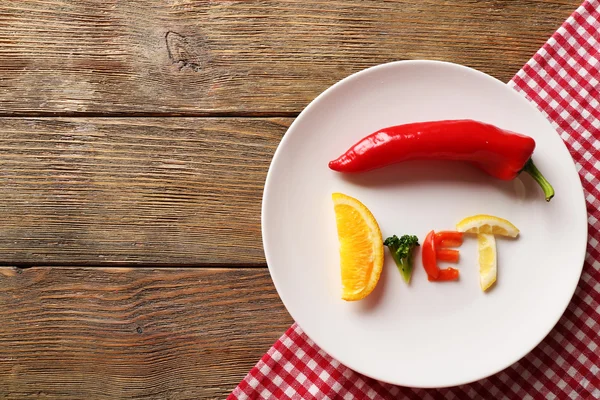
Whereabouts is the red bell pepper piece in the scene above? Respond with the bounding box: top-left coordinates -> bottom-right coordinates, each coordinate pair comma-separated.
428,267 -> 459,282
423,230 -> 462,281
436,248 -> 459,263
434,231 -> 464,248
328,119 -> 555,201
422,230 -> 439,280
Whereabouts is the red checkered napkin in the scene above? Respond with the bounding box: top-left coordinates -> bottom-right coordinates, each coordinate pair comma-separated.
230,1 -> 600,398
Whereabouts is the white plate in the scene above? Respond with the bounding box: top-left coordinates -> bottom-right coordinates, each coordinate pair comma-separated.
261,60 -> 587,388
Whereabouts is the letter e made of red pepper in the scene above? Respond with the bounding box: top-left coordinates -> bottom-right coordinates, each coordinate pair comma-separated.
423,231 -> 463,281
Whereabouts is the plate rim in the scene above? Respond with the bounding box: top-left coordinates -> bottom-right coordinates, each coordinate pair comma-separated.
261,59 -> 588,388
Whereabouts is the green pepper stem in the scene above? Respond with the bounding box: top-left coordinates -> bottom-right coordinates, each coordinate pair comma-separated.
522,159 -> 555,202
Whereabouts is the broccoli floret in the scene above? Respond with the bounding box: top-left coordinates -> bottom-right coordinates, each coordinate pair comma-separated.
383,234 -> 420,283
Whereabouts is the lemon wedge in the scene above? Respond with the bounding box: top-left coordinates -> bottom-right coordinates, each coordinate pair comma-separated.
456,214 -> 519,238
478,233 -> 497,291
332,193 -> 384,301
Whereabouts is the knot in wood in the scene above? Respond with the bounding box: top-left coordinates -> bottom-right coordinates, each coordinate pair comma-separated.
165,31 -> 207,72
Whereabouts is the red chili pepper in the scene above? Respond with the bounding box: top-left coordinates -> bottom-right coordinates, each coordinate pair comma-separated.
434,231 -> 464,248
436,248 -> 459,263
328,119 -> 555,201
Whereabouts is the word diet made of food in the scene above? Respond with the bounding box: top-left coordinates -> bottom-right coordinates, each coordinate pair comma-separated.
329,119 -> 554,301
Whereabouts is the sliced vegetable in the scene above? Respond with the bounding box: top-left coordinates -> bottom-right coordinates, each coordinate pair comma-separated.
383,234 -> 420,283
434,231 -> 464,248
424,230 -> 463,282
436,248 -> 460,263
421,230 -> 439,280
428,267 -> 459,282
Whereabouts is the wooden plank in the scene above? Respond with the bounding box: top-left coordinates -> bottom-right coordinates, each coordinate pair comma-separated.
0,117 -> 289,265
0,267 -> 292,399
0,0 -> 578,115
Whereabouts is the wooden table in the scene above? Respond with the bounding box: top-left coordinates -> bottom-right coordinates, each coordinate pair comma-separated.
0,1 -> 580,398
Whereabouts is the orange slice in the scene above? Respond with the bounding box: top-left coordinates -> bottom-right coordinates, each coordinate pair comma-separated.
332,192 -> 384,301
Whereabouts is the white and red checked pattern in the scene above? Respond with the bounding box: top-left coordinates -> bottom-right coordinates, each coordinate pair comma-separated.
230,1 -> 600,398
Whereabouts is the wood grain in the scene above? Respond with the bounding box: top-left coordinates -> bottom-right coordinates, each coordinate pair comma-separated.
0,117 -> 289,265
0,3 -> 582,399
0,267 -> 292,399
0,0 -> 578,115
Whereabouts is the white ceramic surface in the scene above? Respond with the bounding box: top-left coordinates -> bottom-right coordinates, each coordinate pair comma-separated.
261,60 -> 587,388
